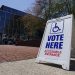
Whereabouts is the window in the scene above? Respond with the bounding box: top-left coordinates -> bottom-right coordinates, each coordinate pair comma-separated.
0,16 -> 1,21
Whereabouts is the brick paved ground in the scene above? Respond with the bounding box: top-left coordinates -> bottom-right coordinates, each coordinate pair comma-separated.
0,45 -> 39,62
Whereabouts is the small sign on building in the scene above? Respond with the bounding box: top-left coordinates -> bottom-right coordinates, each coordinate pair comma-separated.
36,14 -> 75,70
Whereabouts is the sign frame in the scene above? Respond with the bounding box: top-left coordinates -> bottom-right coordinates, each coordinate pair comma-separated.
36,14 -> 73,70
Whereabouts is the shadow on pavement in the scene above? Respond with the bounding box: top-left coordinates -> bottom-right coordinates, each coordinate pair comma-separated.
38,60 -> 75,71
39,63 -> 62,69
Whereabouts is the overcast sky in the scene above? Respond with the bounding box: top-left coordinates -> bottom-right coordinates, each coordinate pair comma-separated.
0,0 -> 35,12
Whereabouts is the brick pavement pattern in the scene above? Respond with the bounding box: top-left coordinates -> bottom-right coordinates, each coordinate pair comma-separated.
0,45 -> 38,62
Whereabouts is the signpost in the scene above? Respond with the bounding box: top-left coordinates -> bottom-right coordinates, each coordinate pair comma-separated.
36,14 -> 74,70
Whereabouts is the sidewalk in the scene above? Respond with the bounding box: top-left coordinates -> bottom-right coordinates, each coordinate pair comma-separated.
0,59 -> 75,75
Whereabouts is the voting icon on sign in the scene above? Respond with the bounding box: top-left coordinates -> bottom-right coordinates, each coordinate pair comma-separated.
50,20 -> 64,34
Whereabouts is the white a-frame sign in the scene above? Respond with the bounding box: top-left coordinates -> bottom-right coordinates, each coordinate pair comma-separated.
36,14 -> 75,70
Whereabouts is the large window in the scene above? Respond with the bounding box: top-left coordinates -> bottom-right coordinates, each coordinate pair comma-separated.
0,11 -> 5,33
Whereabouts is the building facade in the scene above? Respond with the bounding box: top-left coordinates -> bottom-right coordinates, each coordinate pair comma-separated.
0,5 -> 26,44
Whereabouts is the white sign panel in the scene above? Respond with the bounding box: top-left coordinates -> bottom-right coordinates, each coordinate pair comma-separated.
36,15 -> 73,70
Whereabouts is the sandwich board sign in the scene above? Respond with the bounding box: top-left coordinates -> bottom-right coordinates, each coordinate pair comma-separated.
36,14 -> 75,70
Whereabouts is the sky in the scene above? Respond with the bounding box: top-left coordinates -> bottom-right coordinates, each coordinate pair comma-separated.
0,0 -> 35,12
